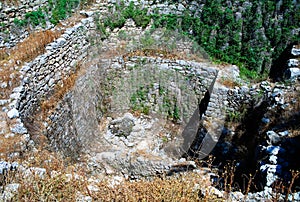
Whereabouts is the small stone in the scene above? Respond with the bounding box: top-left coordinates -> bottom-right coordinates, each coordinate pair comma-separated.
56,38 -> 67,47
1,82 -> 8,88
48,78 -> 55,86
20,65 -> 30,73
28,167 -> 47,178
230,191 -> 244,201
272,88 -> 283,97
288,192 -> 300,201
4,133 -> 15,138
10,92 -> 20,100
0,161 -> 9,174
178,3 -> 185,11
209,187 -> 224,198
269,155 -> 277,164
12,86 -> 24,93
291,46 -> 300,56
260,81 -> 272,91
5,183 -> 20,194
278,131 -> 289,137
266,145 -> 282,155
7,108 -> 19,119
22,133 -> 30,142
10,123 -> 27,134
266,131 -> 281,145
288,59 -> 299,67
87,184 -> 100,192
263,186 -> 273,198
0,99 -> 9,106
261,117 -> 270,124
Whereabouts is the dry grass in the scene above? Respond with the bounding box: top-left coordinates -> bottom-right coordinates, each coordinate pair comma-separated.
0,136 -> 22,159
122,48 -> 207,63
0,141 -> 224,201
220,78 -> 240,88
0,0 -> 19,6
12,171 -> 213,201
0,30 -> 62,99
40,69 -> 79,119
11,30 -> 61,63
89,173 -> 210,201
5,149 -> 220,202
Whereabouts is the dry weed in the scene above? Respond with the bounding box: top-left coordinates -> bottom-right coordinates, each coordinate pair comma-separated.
1,145 -> 224,202
0,136 -> 22,158
220,78 -> 240,88
123,48 -> 206,63
11,30 -> 61,63
40,68 -> 79,118
0,0 -> 19,6
0,30 -> 61,99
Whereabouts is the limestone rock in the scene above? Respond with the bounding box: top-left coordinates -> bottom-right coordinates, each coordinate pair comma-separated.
284,68 -> 300,80
266,131 -> 281,145
0,99 -> 8,106
0,183 -> 20,202
10,122 -> 27,134
291,46 -> 300,56
288,59 -> 299,67
7,108 -> 19,119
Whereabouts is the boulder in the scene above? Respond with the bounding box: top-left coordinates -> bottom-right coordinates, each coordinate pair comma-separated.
288,59 -> 299,67
284,68 -> 300,80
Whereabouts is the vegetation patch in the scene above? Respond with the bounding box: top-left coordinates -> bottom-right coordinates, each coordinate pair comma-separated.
93,1 -> 299,80
95,1 -> 151,31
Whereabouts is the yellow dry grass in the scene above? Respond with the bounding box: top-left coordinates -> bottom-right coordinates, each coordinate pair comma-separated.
6,148 -> 219,202
0,30 -> 62,99
40,66 -> 79,118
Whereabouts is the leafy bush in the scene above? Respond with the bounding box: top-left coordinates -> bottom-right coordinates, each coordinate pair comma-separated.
25,9 -> 46,26
14,18 -> 27,27
103,12 -> 126,30
152,0 -> 299,80
13,9 -> 45,27
50,0 -> 80,25
100,1 -> 151,31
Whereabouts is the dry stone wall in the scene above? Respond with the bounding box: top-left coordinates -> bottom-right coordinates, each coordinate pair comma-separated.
44,54 -> 220,157
7,17 -> 94,130
106,0 -> 203,16
0,0 -> 50,48
2,0 -> 242,163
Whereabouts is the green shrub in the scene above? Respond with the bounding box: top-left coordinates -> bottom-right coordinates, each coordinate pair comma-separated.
103,13 -> 126,30
25,9 -> 45,26
13,9 -> 45,27
50,0 -> 80,25
14,18 -> 26,27
173,105 -> 180,122
151,1 -> 299,80
96,22 -> 109,40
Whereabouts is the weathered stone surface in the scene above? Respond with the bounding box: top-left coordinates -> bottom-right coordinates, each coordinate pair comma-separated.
0,161 -> 18,174
284,67 -> 300,80
7,108 -> 19,119
291,46 -> 300,56
0,99 -> 9,106
0,183 -> 20,202
10,122 -> 27,134
266,131 -> 281,145
288,59 -> 299,67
